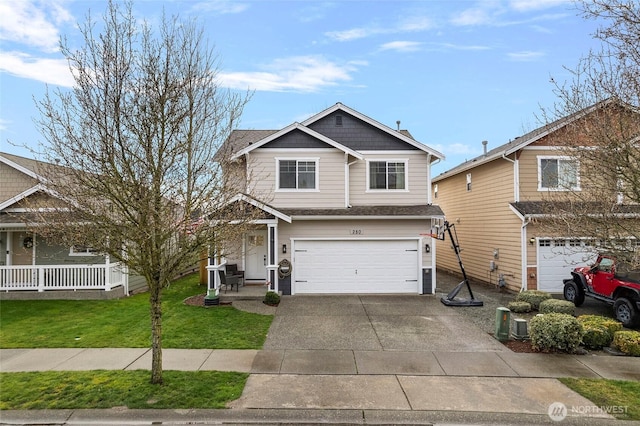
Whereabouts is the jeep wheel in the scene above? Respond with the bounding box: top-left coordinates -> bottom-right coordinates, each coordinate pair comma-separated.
613,298 -> 640,328
563,280 -> 585,307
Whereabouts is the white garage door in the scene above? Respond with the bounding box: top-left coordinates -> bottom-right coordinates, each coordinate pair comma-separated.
293,239 -> 420,294
538,239 -> 597,292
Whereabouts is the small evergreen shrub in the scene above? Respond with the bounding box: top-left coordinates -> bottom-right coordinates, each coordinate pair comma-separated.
516,290 -> 552,310
613,330 -> 640,356
539,299 -> 576,316
507,301 -> 532,313
577,315 -> 622,349
263,291 -> 280,306
530,313 -> 584,353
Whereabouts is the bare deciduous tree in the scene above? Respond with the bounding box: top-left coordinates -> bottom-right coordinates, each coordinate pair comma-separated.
32,0 -> 252,384
539,0 -> 640,266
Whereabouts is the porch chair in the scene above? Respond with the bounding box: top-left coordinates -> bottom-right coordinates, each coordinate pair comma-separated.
218,269 -> 239,293
226,264 -> 245,287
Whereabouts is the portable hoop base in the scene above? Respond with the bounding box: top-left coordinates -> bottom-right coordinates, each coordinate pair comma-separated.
440,280 -> 484,307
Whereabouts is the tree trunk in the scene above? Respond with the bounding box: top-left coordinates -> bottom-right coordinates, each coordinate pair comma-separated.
149,280 -> 163,384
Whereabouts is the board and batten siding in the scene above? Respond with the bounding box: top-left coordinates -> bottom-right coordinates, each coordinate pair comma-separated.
278,219 -> 434,268
349,152 -> 429,206
433,158 -> 523,291
247,149 -> 346,209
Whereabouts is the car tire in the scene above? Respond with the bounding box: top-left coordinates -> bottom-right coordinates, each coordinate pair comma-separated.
563,280 -> 585,307
613,297 -> 640,328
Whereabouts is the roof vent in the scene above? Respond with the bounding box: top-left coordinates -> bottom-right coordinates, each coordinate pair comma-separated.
335,115 -> 343,126
482,140 -> 488,156
396,120 -> 401,131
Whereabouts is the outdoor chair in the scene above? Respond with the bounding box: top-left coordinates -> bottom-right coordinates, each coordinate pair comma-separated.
218,269 -> 239,293
226,264 -> 245,286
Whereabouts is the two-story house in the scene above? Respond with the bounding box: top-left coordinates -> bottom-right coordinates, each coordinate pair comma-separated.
432,100 -> 640,294
212,102 -> 445,295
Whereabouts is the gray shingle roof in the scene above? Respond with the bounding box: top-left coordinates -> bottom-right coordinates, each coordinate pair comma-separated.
279,204 -> 444,218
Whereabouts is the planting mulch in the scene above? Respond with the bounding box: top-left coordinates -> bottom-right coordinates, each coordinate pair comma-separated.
502,338 -> 536,353
183,294 -> 231,307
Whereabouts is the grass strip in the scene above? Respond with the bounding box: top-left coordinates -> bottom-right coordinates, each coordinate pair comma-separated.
0,274 -> 272,349
0,370 -> 248,410
559,378 -> 640,420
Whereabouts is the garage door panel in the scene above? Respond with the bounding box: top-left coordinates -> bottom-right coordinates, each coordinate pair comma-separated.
538,239 -> 597,292
293,240 -> 419,294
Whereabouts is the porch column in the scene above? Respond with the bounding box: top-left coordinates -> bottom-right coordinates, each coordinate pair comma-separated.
104,253 -> 111,291
267,223 -> 278,292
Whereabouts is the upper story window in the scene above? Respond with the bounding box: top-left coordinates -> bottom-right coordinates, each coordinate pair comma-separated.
277,159 -> 318,190
368,160 -> 407,190
70,245 -> 98,256
538,156 -> 580,191
434,184 -> 438,199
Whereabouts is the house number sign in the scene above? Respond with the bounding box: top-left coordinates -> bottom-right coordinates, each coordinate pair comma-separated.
351,229 -> 363,235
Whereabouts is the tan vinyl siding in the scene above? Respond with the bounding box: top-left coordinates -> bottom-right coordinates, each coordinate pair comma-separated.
349,152 -> 429,206
248,149 -> 345,208
434,158 -> 523,291
0,162 -> 37,204
278,219 -> 433,268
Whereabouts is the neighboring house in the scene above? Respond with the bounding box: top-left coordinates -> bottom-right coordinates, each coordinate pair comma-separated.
431,101 -> 640,293
0,152 -> 145,298
212,102 -> 445,295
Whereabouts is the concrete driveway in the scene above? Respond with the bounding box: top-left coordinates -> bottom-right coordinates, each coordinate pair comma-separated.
263,294 -> 507,352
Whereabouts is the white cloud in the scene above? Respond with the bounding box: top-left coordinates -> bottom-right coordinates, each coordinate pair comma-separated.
433,42 -> 491,51
0,51 -> 74,87
0,0 -> 72,53
218,56 -> 365,93
507,50 -> 545,61
190,0 -> 249,15
326,15 -> 434,42
450,7 -> 494,26
379,41 -> 423,53
509,0 -> 570,12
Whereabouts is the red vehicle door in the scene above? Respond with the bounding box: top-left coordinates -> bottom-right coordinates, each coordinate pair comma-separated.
590,257 -> 617,297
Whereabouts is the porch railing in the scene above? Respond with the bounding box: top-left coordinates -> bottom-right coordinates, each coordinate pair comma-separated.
0,263 -> 127,292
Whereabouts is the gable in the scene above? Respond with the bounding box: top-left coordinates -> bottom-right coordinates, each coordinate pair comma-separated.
261,128 -> 331,149
0,159 -> 39,205
307,111 -> 419,151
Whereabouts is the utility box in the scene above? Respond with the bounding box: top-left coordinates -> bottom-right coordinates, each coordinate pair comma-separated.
512,318 -> 529,340
495,307 -> 510,341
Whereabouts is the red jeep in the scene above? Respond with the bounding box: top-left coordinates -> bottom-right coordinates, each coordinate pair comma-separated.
563,255 -> 640,328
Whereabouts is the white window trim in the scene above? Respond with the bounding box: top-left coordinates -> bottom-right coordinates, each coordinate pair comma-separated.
365,159 -> 409,192
537,155 -> 581,191
275,157 -> 320,192
466,173 -> 472,192
69,245 -> 99,257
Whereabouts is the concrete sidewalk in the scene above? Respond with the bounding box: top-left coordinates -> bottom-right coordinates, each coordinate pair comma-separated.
2,291 -> 640,425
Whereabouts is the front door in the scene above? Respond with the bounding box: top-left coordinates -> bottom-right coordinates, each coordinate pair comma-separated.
245,229 -> 268,281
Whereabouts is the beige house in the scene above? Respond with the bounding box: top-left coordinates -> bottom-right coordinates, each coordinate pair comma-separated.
213,102 -> 445,295
432,102 -> 640,293
0,153 -> 144,298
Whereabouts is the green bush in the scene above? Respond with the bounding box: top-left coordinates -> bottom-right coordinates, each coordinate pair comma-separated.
613,330 -> 640,356
263,291 -> 280,306
577,315 -> 622,349
507,301 -> 532,313
530,313 -> 584,353
539,299 -> 576,316
516,290 -> 552,310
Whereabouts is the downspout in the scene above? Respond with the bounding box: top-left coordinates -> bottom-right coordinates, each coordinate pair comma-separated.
426,154 -> 433,204
345,153 -> 358,208
520,216 -> 531,292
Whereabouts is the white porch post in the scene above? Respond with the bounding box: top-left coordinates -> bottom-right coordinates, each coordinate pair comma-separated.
6,232 -> 12,266
267,223 -> 278,292
105,253 -> 112,291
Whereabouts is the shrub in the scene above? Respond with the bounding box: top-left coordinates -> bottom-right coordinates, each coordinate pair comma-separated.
516,290 -> 552,310
530,313 -> 584,353
263,291 -> 280,306
539,299 -> 576,316
577,315 -> 622,349
507,301 -> 532,313
613,330 -> 640,356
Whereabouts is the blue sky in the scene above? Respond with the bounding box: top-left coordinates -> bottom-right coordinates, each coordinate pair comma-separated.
0,0 -> 600,175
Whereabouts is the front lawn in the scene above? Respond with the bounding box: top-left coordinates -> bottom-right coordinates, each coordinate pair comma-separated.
0,370 -> 247,409
0,274 -> 272,349
559,378 -> 640,421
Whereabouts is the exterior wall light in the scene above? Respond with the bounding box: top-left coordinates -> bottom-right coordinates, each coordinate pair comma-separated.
529,238 -> 536,245
282,244 -> 287,254
425,244 -> 430,253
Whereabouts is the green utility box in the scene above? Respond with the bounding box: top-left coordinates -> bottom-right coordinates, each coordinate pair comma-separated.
495,307 -> 511,341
